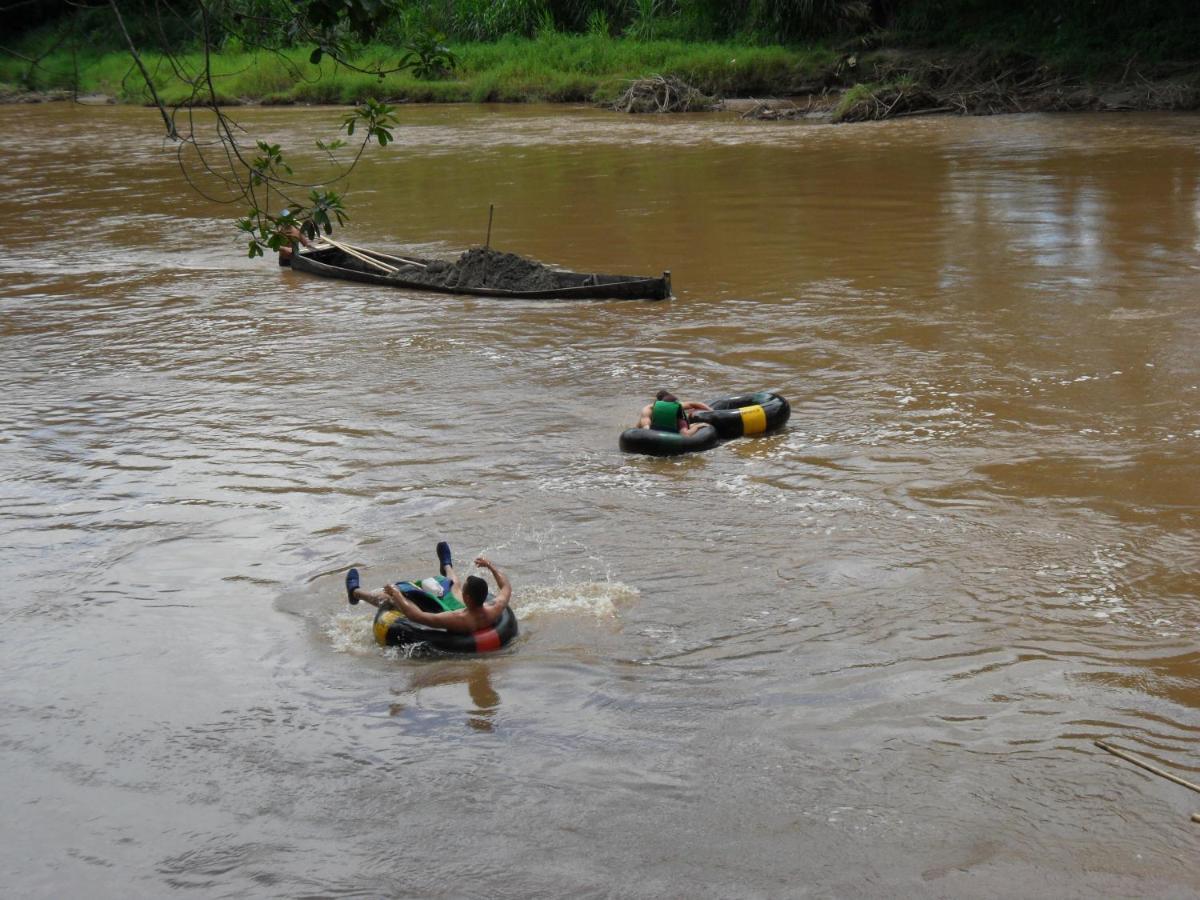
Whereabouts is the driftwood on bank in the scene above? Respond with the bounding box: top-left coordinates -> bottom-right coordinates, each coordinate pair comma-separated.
836,81 -> 944,122
817,51 -> 1200,123
610,76 -> 717,114
739,98 -> 812,120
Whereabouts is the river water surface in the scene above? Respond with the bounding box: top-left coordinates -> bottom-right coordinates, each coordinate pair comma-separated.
1,102 -> 1198,897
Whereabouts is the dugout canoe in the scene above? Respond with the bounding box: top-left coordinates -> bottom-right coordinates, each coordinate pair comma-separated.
289,244 -> 671,300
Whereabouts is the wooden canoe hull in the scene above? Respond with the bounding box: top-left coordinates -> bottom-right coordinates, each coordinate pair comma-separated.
290,245 -> 671,301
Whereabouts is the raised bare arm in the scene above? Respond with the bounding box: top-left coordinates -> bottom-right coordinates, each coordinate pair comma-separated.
474,557 -> 512,609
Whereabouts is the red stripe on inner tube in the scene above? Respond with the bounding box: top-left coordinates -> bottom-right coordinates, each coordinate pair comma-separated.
474,629 -> 502,653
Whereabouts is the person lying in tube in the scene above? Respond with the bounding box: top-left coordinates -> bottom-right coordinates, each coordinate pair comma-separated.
347,543 -> 513,636
637,389 -> 712,437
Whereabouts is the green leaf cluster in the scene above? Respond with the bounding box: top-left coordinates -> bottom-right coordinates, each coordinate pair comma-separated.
234,98 -> 397,257
398,30 -> 460,79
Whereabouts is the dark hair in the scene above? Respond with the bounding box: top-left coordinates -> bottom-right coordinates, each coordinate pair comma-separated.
655,390 -> 678,403
463,575 -> 488,606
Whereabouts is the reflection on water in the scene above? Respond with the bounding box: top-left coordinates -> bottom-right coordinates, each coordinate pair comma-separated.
0,103 -> 1198,897
388,662 -> 502,733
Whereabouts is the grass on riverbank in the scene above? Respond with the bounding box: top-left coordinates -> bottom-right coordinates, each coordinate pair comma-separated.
0,33 -> 837,106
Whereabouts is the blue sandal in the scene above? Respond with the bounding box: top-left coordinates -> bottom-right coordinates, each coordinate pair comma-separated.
436,541 -> 453,576
345,568 -> 360,605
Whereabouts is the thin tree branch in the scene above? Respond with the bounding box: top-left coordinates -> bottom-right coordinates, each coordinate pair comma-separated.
109,0 -> 177,138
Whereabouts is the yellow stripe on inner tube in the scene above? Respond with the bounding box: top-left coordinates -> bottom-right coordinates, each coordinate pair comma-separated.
739,404 -> 767,435
374,609 -> 402,646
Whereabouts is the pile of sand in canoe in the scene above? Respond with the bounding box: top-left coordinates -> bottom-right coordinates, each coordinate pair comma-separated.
389,247 -> 562,292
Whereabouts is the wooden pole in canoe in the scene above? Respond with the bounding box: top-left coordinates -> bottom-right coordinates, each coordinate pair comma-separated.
1095,740 -> 1200,795
320,236 -> 398,275
485,204 -> 494,249
338,240 -> 427,270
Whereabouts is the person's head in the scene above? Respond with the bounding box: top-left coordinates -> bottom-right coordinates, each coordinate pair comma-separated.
463,575 -> 488,607
655,390 -> 678,403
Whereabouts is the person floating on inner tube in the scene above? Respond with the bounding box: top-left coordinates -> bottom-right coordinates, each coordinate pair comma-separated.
637,389 -> 713,437
346,542 -> 514,635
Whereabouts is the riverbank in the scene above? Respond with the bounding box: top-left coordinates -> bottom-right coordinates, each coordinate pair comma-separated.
2,35 -> 1198,122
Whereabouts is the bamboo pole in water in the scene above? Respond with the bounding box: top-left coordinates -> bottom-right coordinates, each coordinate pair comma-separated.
1095,740 -> 1200,795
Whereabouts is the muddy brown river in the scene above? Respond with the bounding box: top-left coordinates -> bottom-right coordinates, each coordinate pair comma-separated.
1,102 -> 1198,897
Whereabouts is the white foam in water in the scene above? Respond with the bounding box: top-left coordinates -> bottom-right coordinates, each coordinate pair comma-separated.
325,611 -> 426,659
510,580 -> 639,621
1046,545 -> 1144,627
325,610 -> 378,655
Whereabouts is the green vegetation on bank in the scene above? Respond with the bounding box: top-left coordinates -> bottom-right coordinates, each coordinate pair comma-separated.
0,34 -> 834,105
3,1 -> 1199,106
8,1 -> 1200,63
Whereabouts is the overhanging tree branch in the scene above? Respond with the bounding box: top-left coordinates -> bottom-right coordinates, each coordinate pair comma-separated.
108,0 -> 412,257
109,0 -> 177,137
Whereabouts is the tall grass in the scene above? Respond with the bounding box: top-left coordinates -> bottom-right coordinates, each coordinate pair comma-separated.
0,34 -> 834,104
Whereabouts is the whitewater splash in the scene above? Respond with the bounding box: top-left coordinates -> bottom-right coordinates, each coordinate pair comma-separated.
325,609 -> 384,657
513,580 -> 639,621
